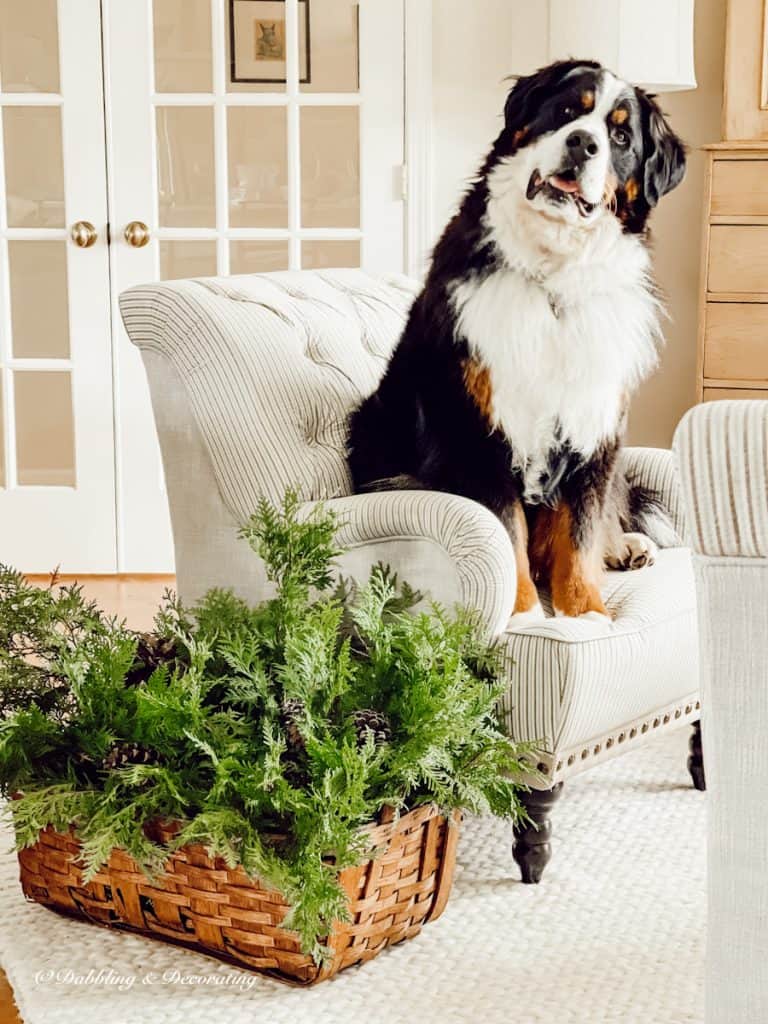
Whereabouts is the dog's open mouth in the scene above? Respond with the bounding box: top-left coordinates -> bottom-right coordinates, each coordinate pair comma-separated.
527,169 -> 596,218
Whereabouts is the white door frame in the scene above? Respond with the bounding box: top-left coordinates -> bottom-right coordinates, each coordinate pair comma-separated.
404,0 -> 434,280
0,0 -> 116,572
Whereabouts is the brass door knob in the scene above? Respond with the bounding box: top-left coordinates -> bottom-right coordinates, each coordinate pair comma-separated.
124,221 -> 150,247
70,221 -> 98,248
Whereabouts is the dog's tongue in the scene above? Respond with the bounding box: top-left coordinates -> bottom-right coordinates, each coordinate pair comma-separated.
548,174 -> 580,194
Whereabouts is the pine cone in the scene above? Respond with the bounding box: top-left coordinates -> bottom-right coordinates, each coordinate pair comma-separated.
279,698 -> 307,754
101,742 -> 162,772
125,632 -> 181,687
351,709 -> 391,749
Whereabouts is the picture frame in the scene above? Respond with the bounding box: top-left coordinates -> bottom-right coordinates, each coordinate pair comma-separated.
230,0 -> 311,85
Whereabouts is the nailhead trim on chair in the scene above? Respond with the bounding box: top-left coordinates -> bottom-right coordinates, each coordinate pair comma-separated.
547,699 -> 702,780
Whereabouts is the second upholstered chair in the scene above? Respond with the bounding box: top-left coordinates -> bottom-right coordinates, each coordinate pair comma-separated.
675,400 -> 768,1024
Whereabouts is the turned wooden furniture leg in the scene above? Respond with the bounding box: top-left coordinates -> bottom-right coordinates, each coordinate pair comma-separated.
512,782 -> 564,884
688,720 -> 706,791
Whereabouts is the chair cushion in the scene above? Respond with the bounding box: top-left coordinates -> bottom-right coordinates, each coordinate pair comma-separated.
498,548 -> 699,771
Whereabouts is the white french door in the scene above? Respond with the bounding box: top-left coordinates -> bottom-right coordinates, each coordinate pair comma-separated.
0,0 -> 406,573
106,0 -> 405,571
0,2 -> 116,572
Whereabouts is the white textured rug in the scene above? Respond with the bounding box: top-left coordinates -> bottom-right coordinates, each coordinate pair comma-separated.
0,730 -> 705,1024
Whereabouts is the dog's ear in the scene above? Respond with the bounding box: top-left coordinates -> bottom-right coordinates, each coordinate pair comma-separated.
503,71 -> 549,132
503,62 -> 570,133
642,99 -> 686,207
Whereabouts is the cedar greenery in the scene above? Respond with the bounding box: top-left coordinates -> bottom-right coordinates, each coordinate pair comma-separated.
0,490 -> 532,963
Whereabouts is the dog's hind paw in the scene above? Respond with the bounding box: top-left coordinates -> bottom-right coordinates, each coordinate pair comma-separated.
605,532 -> 658,571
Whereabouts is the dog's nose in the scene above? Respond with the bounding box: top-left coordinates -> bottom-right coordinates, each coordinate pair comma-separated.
565,130 -> 599,165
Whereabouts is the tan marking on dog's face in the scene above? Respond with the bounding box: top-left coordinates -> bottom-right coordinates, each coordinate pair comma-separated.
625,176 -> 639,201
611,106 -> 629,125
461,357 -> 494,424
581,89 -> 595,111
513,125 -> 530,147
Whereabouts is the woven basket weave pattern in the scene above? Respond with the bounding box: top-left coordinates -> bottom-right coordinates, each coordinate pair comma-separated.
17,804 -> 459,985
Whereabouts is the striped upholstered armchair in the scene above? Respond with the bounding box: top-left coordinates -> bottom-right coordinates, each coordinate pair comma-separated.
120,270 -> 701,882
674,400 -> 768,1024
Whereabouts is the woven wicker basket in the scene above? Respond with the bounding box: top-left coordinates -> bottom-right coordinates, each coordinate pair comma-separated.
17,803 -> 460,985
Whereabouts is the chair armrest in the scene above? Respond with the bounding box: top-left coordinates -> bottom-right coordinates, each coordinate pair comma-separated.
620,446 -> 687,546
673,400 -> 768,558
308,490 -> 516,636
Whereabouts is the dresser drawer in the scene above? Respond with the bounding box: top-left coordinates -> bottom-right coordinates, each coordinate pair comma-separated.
704,303 -> 768,379
711,160 -> 768,217
708,226 -> 768,293
704,387 -> 768,401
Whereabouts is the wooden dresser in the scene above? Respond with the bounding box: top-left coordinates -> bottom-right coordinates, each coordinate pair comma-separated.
696,0 -> 768,402
697,142 -> 768,402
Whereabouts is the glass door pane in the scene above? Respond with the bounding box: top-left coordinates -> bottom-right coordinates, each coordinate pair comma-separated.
230,239 -> 289,272
154,0 -> 213,92
8,241 -> 70,358
300,0 -> 359,93
3,107 -> 66,227
160,240 -> 218,279
300,106 -> 359,228
0,1 -> 61,92
156,106 -> 217,226
302,239 -> 360,269
14,371 -> 76,486
227,106 -> 289,227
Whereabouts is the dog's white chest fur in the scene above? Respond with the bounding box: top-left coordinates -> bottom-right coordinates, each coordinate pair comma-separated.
451,225 -> 660,498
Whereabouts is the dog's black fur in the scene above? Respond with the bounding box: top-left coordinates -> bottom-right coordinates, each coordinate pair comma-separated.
346,60 -> 686,617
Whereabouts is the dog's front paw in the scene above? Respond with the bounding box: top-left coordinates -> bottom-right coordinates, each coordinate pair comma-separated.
508,602 -> 547,629
605,532 -> 658,571
579,609 -> 613,625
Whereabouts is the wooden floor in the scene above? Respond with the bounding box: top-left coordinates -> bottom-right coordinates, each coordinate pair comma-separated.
3,575 -> 176,1023
25,574 -> 177,631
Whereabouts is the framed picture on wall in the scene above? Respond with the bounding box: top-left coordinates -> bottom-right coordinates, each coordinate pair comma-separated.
230,0 -> 311,84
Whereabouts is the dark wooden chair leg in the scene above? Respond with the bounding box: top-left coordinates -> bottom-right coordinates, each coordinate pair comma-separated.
688,720 -> 706,791
512,782 -> 564,884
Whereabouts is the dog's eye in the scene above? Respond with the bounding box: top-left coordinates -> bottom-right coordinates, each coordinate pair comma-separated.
611,127 -> 630,148
561,105 -> 575,119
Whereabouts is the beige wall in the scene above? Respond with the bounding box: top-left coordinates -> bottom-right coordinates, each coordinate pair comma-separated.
630,0 -> 726,445
432,4 -> 545,232
431,0 -> 727,447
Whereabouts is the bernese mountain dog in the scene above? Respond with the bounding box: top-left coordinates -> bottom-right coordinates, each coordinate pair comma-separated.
347,59 -> 686,622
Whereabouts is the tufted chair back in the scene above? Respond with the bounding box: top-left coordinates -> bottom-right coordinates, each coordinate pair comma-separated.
120,270 -> 419,525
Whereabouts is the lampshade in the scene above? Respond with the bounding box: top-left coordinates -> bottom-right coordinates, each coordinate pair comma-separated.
547,0 -> 697,92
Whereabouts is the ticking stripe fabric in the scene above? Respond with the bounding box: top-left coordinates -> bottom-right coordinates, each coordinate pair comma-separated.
324,490 -> 516,637
119,270 -> 419,522
695,560 -> 768,1024
674,399 -> 768,557
674,400 -> 768,1024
